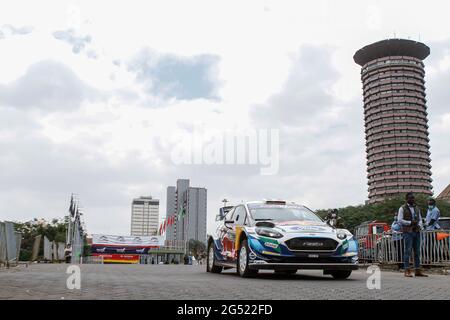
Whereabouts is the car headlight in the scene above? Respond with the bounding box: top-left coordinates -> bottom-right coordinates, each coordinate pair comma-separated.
337,232 -> 347,240
255,227 -> 283,239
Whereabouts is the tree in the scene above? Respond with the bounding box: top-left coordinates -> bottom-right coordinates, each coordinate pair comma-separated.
317,194 -> 450,233
188,239 -> 206,259
13,218 -> 68,261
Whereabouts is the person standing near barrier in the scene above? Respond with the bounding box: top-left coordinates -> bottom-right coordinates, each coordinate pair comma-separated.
391,213 -> 402,235
426,198 -> 441,231
397,192 -> 428,277
64,244 -> 72,264
391,213 -> 403,264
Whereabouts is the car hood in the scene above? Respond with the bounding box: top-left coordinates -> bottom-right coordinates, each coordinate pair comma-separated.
273,220 -> 335,234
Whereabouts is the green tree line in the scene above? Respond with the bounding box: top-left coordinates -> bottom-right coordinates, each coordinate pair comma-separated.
13,218 -> 68,261
316,194 -> 450,233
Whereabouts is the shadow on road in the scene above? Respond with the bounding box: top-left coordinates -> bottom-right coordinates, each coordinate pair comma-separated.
217,270 -> 358,281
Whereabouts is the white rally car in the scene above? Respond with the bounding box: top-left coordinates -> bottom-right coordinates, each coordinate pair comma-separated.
207,200 -> 358,278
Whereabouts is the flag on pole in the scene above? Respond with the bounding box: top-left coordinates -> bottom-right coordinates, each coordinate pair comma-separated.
69,195 -> 76,217
178,206 -> 185,220
69,194 -> 73,211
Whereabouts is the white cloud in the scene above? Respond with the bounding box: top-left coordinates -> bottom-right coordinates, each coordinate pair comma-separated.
127,48 -> 221,102
0,60 -> 99,112
52,28 -> 97,59
2,24 -> 33,36
251,45 -> 339,127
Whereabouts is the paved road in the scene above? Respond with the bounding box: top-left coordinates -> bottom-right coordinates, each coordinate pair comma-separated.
0,264 -> 448,300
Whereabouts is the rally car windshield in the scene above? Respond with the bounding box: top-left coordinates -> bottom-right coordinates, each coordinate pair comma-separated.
248,205 -> 322,223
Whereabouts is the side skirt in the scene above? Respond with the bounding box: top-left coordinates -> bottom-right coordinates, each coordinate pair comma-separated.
215,261 -> 236,268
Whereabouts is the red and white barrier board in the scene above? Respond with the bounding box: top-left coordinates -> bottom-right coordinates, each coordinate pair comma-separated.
92,253 -> 140,264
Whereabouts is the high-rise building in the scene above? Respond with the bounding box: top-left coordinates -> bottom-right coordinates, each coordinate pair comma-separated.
165,179 -> 207,243
130,196 -> 159,236
354,39 -> 433,203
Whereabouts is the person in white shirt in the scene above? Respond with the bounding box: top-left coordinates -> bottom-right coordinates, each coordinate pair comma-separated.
397,192 -> 427,277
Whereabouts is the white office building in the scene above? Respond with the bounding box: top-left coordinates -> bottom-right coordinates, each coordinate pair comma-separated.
131,196 -> 160,236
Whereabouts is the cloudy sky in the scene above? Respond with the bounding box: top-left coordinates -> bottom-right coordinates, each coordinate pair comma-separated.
1,0 -> 450,235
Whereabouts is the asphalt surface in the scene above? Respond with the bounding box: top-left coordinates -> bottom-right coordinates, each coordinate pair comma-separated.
0,264 -> 448,300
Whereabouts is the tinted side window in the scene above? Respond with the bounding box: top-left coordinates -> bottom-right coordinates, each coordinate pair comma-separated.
225,208 -> 235,221
234,206 -> 247,225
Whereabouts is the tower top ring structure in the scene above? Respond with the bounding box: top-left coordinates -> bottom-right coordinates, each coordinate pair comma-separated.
354,38 -> 430,66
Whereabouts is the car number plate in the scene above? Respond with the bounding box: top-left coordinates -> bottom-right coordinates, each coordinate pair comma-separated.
308,254 -> 319,258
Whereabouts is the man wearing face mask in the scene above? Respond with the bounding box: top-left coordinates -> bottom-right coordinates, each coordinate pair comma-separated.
397,192 -> 428,277
425,198 -> 441,231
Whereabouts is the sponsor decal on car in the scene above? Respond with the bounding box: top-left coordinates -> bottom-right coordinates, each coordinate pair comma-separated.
264,242 -> 279,249
251,260 -> 267,264
336,239 -> 350,255
342,239 -> 349,250
287,226 -> 328,232
259,236 -> 281,253
302,240 -> 324,247
262,250 -> 282,256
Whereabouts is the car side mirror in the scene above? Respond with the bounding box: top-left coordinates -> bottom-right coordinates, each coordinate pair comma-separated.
224,220 -> 234,228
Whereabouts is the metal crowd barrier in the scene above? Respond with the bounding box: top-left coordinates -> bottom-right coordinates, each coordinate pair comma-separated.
81,255 -> 104,264
164,240 -> 187,249
43,237 -> 67,262
356,230 -> 450,266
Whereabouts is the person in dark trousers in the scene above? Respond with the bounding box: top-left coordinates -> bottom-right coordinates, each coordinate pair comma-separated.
397,192 -> 428,277
64,244 -> 72,264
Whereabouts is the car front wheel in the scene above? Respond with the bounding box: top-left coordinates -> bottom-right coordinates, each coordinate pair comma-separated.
330,270 -> 352,279
237,240 -> 258,278
206,241 -> 223,274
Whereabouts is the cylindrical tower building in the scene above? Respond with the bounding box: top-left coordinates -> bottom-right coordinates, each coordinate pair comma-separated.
354,39 -> 433,203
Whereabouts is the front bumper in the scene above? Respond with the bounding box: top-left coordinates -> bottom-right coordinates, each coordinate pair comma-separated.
248,262 -> 359,271
247,235 -> 359,271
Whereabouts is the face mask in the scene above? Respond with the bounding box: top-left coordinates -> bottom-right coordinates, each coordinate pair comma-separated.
428,205 -> 435,210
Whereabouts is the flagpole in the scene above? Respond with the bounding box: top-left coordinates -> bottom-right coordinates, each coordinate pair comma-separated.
68,216 -> 72,244
184,205 -> 186,255
182,196 -> 185,255
184,197 -> 189,256
67,194 -> 73,245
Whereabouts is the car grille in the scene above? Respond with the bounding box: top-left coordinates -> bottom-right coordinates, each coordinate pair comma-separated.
285,237 -> 338,251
